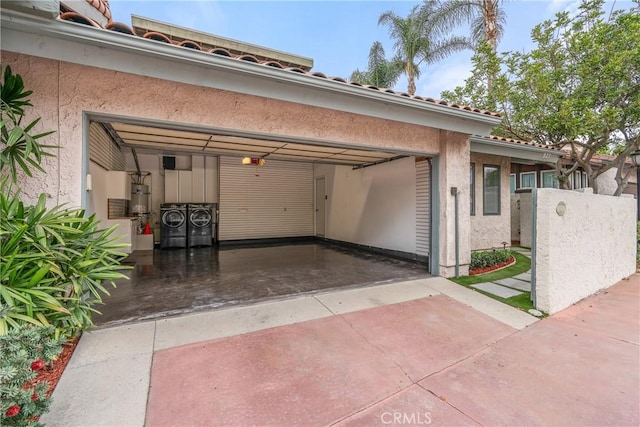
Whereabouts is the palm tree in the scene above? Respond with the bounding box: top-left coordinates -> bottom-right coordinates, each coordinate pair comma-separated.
378,2 -> 468,95
349,41 -> 402,89
434,0 -> 506,52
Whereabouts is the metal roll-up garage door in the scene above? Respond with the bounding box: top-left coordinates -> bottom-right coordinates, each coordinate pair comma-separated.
416,158 -> 430,258
219,156 -> 314,241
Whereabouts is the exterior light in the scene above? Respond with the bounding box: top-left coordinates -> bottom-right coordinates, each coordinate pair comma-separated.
631,149 -> 640,168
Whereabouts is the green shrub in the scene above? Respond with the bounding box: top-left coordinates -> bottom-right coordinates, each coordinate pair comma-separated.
470,249 -> 512,270
0,325 -> 63,427
0,64 -> 130,337
0,184 -> 129,337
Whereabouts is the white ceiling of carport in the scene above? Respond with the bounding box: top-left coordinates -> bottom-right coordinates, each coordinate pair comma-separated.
108,122 -> 404,167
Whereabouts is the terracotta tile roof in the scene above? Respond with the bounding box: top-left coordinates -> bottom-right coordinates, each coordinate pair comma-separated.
486,135 -> 561,151
85,0 -> 111,22
57,12 -> 502,119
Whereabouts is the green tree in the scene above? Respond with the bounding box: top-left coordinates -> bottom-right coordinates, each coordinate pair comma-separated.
443,0 -> 640,195
440,41 -> 501,111
378,2 -> 468,95
349,41 -> 402,88
435,0 -> 506,52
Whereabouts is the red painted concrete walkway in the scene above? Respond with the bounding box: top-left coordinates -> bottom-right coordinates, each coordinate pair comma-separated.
146,276 -> 639,426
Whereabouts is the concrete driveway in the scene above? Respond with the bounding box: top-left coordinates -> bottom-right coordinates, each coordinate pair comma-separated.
43,275 -> 639,426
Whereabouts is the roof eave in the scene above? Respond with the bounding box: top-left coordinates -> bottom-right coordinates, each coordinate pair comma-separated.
1,9 -> 502,135
470,135 -> 562,163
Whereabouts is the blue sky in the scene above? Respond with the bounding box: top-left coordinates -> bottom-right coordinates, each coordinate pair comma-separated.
108,0 -> 630,98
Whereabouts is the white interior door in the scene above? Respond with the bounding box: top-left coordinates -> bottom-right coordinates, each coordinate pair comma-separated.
315,177 -> 326,236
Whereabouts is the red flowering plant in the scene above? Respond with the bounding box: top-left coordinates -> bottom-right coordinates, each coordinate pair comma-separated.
0,326 -> 62,427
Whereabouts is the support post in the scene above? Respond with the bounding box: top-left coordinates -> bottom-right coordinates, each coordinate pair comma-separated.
452,186 -> 460,278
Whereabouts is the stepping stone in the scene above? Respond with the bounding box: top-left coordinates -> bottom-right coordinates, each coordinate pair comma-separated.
514,272 -> 532,282
471,282 -> 523,298
511,248 -> 532,256
495,278 -> 531,292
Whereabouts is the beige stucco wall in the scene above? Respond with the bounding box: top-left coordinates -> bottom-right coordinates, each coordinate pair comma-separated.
2,52 -> 442,208
469,153 -> 511,250
534,188 -> 636,314
595,167 -> 636,196
596,168 -> 619,195
2,51 -> 480,278
439,131 -> 471,277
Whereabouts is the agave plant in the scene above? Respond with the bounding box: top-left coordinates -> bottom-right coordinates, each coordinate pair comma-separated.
0,65 -> 129,337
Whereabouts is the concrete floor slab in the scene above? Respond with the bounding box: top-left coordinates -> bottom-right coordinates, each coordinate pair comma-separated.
314,278 -> 440,314
96,242 -> 429,326
41,354 -> 151,427
340,296 -> 515,381
154,295 -> 332,350
146,315 -> 411,426
419,319 -> 640,426
425,278 -> 537,330
471,282 -> 523,298
513,272 -> 532,282
335,385 -> 480,426
69,322 -> 155,367
494,277 -> 531,292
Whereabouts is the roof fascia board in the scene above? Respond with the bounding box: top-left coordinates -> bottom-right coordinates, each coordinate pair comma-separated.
470,136 -> 562,163
1,10 -> 501,136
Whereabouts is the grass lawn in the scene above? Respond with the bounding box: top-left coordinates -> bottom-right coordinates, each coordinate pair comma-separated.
450,252 -> 536,313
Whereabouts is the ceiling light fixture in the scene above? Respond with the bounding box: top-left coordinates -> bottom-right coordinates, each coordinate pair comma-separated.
242,157 -> 265,166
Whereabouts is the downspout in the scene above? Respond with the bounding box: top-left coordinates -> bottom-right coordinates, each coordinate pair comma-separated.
451,186 -> 460,277
427,158 -> 433,273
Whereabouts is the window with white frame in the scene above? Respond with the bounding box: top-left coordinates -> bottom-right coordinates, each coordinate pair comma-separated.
483,165 -> 501,215
541,171 -> 559,188
510,174 -> 516,194
520,172 -> 537,189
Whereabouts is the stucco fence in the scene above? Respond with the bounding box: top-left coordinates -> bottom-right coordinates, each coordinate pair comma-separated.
531,188 -> 636,314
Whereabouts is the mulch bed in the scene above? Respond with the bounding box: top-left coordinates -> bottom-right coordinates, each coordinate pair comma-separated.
469,256 -> 516,276
24,336 -> 80,397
